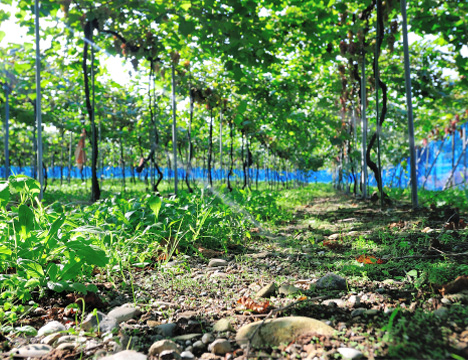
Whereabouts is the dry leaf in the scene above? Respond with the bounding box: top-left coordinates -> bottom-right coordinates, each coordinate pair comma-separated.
356,254 -> 385,264
237,296 -> 270,314
323,240 -> 343,250
389,220 -> 405,229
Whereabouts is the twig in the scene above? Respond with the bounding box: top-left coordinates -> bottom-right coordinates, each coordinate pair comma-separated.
244,295 -> 329,358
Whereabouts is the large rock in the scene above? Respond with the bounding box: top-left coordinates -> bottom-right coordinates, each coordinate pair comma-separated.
236,316 -> 334,348
315,273 -> 347,290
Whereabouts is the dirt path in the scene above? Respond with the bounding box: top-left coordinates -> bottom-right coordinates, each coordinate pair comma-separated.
3,191 -> 468,359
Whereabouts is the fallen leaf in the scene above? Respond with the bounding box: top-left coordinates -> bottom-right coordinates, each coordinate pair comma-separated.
389,220 -> 405,229
237,296 -> 270,314
438,275 -> 468,295
356,254 -> 385,264
323,240 -> 343,250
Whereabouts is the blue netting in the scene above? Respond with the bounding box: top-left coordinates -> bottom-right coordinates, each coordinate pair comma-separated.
1,123 -> 465,189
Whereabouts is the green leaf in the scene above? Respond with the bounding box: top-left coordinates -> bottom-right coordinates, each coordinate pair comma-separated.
70,282 -> 88,294
65,241 -> 109,267
18,204 -> 34,237
46,262 -> 58,282
0,182 -> 9,208
15,325 -> 38,336
47,280 -> 68,293
0,244 -> 12,257
147,195 -> 162,220
0,31 -> 5,43
24,278 -> 40,289
18,259 -> 44,278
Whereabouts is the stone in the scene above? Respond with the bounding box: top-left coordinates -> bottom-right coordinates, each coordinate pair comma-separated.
208,339 -> 232,355
256,282 -> 276,298
338,347 -> 364,359
348,295 -> 361,308
10,344 -> 52,358
178,311 -> 198,320
236,316 -> 334,348
81,311 -> 107,331
213,318 -> 235,332
99,316 -> 119,333
56,342 -> 77,351
200,353 -> 221,360
149,339 -> 181,356
251,251 -> 270,259
351,308 -> 366,317
160,350 -> 182,359
278,283 -> 302,296
364,309 -> 379,316
37,321 -> 66,337
328,233 -> 341,240
202,333 -> 214,344
433,307 -> 449,318
315,273 -> 347,290
181,350 -> 195,359
56,335 -> 79,345
155,323 -> 177,337
323,299 -> 346,307
193,340 -> 206,353
172,333 -> 202,342
208,259 -> 228,267
101,350 -> 147,360
108,304 -> 142,323
41,333 -> 61,345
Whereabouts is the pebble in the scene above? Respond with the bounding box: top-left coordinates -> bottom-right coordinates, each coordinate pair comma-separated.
433,307 -> 449,318
37,321 -> 66,337
256,282 -> 276,298
108,304 -> 142,323
351,308 -> 366,317
278,283 -> 302,296
316,273 -> 347,290
202,333 -> 214,344
155,323 -> 177,337
81,311 -> 107,331
213,318 -> 234,332
101,350 -> 148,360
208,338 -> 232,355
149,339 -> 181,356
10,344 -> 52,358
173,334 -> 202,342
160,349 -> 182,359
56,342 -> 77,351
41,333 -> 61,345
181,350 -> 195,359
348,295 -> 361,308
208,259 -> 228,267
338,347 -> 364,359
193,340 -> 206,352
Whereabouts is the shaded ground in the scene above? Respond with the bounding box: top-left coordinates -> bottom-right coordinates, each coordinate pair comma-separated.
2,187 -> 468,359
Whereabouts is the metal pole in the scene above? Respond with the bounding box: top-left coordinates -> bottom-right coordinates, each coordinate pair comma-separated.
400,0 -> 418,208
361,50 -> 368,198
220,109 -> 223,181
4,84 -> 10,179
35,0 -> 44,200
171,63 -> 178,194
375,0 -> 383,208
